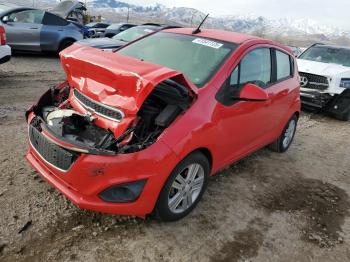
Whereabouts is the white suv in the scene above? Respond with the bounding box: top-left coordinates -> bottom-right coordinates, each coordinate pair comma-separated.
297,44 -> 350,120
0,25 -> 11,64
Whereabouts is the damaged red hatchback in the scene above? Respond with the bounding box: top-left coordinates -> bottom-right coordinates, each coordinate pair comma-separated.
26,28 -> 300,221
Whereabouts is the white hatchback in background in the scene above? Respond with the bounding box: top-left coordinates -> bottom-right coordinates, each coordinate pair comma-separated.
0,25 -> 11,64
297,44 -> 350,120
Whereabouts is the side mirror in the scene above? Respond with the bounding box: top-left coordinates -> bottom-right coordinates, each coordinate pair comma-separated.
235,83 -> 269,101
2,16 -> 9,23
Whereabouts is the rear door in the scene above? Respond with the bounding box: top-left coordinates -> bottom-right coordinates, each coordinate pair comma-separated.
5,9 -> 44,51
40,12 -> 70,52
267,49 -> 296,129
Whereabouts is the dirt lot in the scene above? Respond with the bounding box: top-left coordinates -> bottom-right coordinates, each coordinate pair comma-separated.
0,55 -> 349,262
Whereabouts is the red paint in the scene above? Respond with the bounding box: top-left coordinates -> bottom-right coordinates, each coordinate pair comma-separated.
26,29 -> 300,217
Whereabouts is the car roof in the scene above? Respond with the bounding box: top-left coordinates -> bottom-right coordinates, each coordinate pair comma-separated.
163,28 -> 263,44
313,43 -> 350,50
0,7 -> 35,15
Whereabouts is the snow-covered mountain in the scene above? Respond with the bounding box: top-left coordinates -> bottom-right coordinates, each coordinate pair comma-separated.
4,0 -> 350,38
87,1 -> 348,37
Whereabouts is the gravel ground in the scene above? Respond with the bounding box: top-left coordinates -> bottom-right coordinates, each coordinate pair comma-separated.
0,55 -> 349,262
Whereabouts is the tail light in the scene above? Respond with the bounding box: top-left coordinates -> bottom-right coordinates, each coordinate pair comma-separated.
0,26 -> 6,45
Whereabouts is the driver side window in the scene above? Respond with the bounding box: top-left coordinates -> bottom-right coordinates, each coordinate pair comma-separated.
8,10 -> 44,24
229,48 -> 272,89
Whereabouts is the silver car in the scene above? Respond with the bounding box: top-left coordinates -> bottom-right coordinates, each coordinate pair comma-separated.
0,2 -> 83,53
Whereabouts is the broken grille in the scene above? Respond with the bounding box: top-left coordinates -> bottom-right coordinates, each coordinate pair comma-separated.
29,122 -> 79,172
299,72 -> 329,90
73,89 -> 124,121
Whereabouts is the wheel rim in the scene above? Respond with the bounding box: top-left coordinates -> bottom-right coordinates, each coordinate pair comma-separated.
282,119 -> 296,148
168,163 -> 205,214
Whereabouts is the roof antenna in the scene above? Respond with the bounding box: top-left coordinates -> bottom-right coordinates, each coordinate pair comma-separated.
192,14 -> 209,34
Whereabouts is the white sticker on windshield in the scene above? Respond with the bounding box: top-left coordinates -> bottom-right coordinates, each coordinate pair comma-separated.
144,29 -> 154,33
192,38 -> 223,49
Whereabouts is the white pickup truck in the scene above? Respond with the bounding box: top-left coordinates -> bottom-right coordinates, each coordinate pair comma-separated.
297,43 -> 350,120
0,24 -> 11,64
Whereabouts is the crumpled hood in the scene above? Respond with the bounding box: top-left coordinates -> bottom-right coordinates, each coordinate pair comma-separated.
60,43 -> 196,116
297,59 -> 350,77
77,37 -> 126,49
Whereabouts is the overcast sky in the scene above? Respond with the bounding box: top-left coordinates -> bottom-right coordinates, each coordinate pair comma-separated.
126,0 -> 350,30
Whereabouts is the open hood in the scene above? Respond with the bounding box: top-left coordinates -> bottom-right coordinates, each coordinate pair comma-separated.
297,59 -> 350,78
50,0 -> 86,19
60,44 -> 196,116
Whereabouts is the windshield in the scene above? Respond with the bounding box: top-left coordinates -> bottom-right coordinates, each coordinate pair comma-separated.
299,46 -> 350,67
119,32 -> 237,87
113,26 -> 158,42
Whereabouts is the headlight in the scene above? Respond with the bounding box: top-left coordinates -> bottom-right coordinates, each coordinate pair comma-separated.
340,78 -> 350,88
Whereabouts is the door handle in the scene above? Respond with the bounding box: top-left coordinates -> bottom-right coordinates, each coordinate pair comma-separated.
29,27 -> 38,30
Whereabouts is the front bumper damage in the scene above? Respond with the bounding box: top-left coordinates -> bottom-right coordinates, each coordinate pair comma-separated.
25,44 -> 196,216
300,90 -> 333,109
25,81 -> 192,216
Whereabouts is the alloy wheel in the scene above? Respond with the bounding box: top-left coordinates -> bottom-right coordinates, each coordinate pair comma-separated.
282,119 -> 296,149
168,163 -> 205,214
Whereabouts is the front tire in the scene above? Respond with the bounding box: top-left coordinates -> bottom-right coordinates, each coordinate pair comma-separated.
269,114 -> 298,153
155,152 -> 210,222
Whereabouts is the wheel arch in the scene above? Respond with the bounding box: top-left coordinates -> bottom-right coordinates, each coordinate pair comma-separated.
183,147 -> 213,174
58,37 -> 77,52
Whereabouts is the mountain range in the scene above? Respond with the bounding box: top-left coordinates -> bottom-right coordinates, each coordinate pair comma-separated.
5,0 -> 350,44
86,0 -> 349,38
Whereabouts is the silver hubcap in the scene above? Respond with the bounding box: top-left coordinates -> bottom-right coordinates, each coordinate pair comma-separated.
283,119 -> 296,148
168,163 -> 205,214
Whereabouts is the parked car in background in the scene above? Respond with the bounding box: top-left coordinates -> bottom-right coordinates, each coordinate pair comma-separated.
104,23 -> 137,38
0,5 -> 83,53
0,24 -> 11,64
85,22 -> 110,38
288,45 -> 303,57
49,0 -> 86,25
26,28 -> 300,221
298,43 -> 350,120
77,24 -> 173,50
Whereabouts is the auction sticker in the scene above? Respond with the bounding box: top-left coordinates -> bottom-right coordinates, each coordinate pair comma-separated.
192,38 -> 223,49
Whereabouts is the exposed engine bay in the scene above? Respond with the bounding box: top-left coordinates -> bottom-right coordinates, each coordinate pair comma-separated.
28,79 -> 193,155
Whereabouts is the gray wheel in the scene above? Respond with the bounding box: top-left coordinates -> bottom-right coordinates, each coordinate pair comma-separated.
282,118 -> 296,149
269,114 -> 298,153
155,152 -> 209,221
168,163 -> 205,214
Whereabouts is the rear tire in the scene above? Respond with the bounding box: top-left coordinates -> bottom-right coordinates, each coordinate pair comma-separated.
269,114 -> 298,153
155,152 -> 210,222
58,39 -> 75,53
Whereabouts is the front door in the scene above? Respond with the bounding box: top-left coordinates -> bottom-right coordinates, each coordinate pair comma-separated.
4,9 -> 44,52
214,47 -> 277,165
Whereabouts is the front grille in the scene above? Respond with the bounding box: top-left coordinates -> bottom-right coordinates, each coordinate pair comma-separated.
29,122 -> 79,172
299,72 -> 329,90
73,89 -> 124,121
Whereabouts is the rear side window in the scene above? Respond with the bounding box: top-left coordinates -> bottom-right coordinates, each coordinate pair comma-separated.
42,12 -> 69,26
276,50 -> 292,80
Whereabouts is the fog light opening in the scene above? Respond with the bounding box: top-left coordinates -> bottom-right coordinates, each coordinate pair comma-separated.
99,180 -> 147,203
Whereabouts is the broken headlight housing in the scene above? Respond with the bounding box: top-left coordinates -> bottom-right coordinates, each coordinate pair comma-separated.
340,78 -> 350,88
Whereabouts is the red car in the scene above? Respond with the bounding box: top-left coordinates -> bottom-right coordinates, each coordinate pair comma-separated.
25,28 -> 300,221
